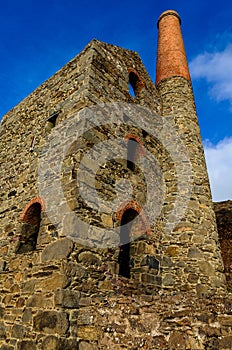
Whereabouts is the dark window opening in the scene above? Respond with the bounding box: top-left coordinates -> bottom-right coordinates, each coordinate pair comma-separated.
127,138 -> 139,171
47,112 -> 59,128
142,129 -> 148,138
17,203 -> 41,254
119,209 -> 138,278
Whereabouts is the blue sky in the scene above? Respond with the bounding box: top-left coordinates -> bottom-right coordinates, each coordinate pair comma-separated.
0,0 -> 231,201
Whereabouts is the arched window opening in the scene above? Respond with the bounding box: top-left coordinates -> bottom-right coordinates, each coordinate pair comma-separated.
127,138 -> 139,171
46,111 -> 59,130
17,203 -> 41,254
128,69 -> 144,98
129,71 -> 139,97
119,208 -> 138,278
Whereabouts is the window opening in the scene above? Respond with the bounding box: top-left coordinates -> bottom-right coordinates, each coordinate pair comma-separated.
47,112 -> 59,128
128,70 -> 143,97
118,208 -> 138,278
17,203 -> 41,254
127,138 -> 139,171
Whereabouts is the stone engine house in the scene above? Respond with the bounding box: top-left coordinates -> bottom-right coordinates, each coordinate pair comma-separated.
0,10 -> 231,350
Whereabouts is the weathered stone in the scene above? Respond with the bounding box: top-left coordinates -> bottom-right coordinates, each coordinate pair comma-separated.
199,261 -> 215,276
22,308 -> 32,323
98,280 -> 113,290
41,336 -> 59,350
187,273 -> 199,283
218,315 -> 232,326
11,324 -> 25,339
78,251 -> 101,266
150,336 -> 167,349
168,331 -> 187,350
101,213 -> 113,227
61,338 -> 79,349
26,294 -> 46,307
16,297 -> 25,308
54,289 -> 80,308
33,311 -> 69,335
196,284 -> 208,295
187,337 -> 204,350
201,325 -> 221,337
78,326 -> 103,341
36,272 -> 70,291
0,345 -> 14,350
141,273 -> 156,284
0,322 -> 5,339
166,246 -> 179,257
188,246 -> 203,259
79,341 -> 98,350
161,256 -> 174,267
17,341 -> 36,350
219,336 -> 232,350
197,313 -> 215,323
78,311 -> 94,326
163,273 -> 175,286
141,255 -> 159,269
41,238 -> 74,261
22,280 -> 36,293
41,336 -> 78,350
79,298 -> 92,306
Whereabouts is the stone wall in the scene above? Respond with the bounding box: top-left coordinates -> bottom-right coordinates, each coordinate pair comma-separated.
156,77 -> 226,294
0,266 -> 231,350
214,201 -> 232,290
0,206 -> 230,349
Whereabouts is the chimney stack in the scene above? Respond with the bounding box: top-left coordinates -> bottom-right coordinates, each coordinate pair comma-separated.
156,10 -> 191,85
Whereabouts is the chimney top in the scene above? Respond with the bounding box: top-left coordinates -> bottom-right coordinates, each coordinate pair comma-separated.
157,10 -> 181,27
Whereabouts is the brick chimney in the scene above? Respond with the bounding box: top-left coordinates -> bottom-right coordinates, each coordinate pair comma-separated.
156,10 -> 191,85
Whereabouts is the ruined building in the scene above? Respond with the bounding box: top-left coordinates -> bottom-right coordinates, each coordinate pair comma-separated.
0,10 -> 231,350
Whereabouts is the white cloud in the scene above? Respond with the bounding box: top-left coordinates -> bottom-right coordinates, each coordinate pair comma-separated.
204,137 -> 232,202
189,45 -> 232,105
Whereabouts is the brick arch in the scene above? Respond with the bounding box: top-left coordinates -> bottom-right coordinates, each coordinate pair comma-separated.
125,133 -> 146,157
20,196 -> 45,226
116,200 -> 151,235
128,67 -> 145,96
